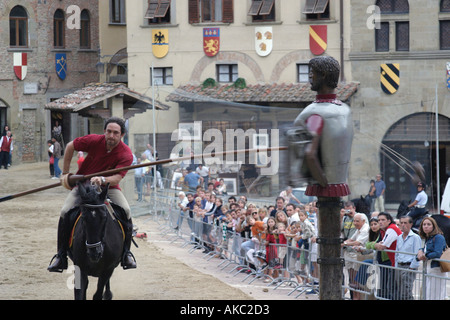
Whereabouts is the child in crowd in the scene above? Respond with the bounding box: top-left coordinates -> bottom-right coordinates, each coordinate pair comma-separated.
286,221 -> 304,283
297,210 -> 316,278
275,222 -> 288,268
258,207 -> 268,223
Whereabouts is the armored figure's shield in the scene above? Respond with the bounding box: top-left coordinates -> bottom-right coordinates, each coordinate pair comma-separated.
286,126 -> 313,187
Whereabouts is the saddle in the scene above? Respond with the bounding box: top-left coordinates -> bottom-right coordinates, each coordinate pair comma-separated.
67,201 -> 128,248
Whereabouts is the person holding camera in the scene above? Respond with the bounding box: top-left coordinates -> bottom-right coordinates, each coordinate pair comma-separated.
340,201 -> 359,296
341,201 -> 357,241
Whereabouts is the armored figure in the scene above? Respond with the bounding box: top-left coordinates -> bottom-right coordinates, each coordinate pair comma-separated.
291,56 -> 353,197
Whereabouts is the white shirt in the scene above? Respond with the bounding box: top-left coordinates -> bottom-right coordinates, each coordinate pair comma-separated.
350,223 -> 370,246
415,190 -> 428,207
196,166 -> 209,177
288,212 -> 300,225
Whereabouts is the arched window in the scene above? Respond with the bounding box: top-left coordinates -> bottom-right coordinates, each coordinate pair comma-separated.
375,0 -> 409,52
54,9 -> 65,48
10,5 -> 28,47
80,9 -> 90,48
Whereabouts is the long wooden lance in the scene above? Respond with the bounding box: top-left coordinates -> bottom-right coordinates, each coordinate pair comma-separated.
0,146 -> 287,203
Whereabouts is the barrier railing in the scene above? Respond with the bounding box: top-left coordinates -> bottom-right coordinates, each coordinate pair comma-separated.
134,190 -> 449,300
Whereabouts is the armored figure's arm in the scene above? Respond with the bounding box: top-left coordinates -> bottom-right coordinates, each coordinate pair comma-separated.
304,115 -> 328,187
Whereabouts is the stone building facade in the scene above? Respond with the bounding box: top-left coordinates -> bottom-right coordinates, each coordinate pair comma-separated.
349,0 -> 450,205
125,0 -> 357,193
0,0 -> 99,163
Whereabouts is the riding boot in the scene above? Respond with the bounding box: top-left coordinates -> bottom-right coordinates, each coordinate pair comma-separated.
121,218 -> 137,270
47,217 -> 69,273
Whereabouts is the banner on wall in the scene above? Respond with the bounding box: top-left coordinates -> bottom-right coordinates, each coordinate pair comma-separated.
309,25 -> 327,55
152,29 -> 169,58
255,26 -> 273,57
13,52 -> 27,81
55,53 -> 67,80
203,28 -> 220,57
381,63 -> 400,95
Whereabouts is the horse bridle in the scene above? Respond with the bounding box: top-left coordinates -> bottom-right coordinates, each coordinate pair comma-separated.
80,203 -> 108,251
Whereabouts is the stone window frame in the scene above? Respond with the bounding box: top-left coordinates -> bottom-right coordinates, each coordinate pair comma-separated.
216,64 -> 238,83
110,0 -> 126,25
374,0 -> 410,52
79,9 -> 91,49
53,9 -> 65,49
151,67 -> 173,86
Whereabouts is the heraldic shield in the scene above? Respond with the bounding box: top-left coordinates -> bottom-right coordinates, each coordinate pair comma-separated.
380,63 -> 400,94
447,62 -> 450,91
55,53 -> 67,80
309,25 -> 327,56
13,52 -> 27,81
152,29 -> 169,58
255,26 -> 273,57
203,28 -> 220,57
286,126 -> 313,188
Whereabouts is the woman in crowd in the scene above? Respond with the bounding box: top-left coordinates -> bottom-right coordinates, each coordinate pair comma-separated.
416,217 -> 448,300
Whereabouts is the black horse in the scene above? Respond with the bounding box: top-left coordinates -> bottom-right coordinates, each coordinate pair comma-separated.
351,196 -> 371,218
68,182 -> 124,300
397,200 -> 450,247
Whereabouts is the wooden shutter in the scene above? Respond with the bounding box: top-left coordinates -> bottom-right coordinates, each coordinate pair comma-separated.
248,0 -> 263,15
259,0 -> 274,15
303,0 -> 316,13
188,0 -> 199,24
155,0 -> 170,17
145,0 -> 159,19
222,0 -> 234,23
314,0 -> 329,14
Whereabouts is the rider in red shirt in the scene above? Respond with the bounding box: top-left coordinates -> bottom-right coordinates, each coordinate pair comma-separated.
48,117 -> 136,272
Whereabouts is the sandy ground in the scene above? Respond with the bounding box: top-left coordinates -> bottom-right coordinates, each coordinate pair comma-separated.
0,162 -> 307,301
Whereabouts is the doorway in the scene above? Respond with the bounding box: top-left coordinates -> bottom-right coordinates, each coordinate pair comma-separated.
381,112 -> 450,209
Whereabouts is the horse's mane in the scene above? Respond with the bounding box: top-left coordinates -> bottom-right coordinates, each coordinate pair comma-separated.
78,182 -> 106,205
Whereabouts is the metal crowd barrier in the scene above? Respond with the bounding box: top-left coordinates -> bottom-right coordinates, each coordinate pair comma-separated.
135,188 -> 449,300
343,248 -> 449,300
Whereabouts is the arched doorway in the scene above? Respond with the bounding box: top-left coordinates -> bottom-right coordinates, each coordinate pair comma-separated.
381,112 -> 450,208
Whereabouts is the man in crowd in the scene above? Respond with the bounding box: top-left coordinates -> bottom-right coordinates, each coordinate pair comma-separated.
394,215 -> 421,300
374,174 -> 386,212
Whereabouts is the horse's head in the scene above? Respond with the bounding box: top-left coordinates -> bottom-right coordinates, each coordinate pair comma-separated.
78,181 -> 110,263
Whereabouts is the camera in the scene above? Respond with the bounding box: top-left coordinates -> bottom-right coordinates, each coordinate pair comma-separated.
344,209 -> 351,215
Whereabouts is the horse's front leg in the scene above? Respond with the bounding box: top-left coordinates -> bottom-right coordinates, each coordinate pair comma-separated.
74,271 -> 88,300
103,280 -> 113,300
93,270 -> 114,300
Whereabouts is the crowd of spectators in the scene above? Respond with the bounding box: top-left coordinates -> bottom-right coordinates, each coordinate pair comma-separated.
172,181 -> 320,294
166,182 -> 448,300
132,160 -> 448,300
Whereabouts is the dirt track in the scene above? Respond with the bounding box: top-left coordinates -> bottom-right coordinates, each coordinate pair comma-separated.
0,162 -> 300,300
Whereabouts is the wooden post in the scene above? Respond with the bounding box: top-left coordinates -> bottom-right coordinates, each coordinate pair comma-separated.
317,197 -> 343,300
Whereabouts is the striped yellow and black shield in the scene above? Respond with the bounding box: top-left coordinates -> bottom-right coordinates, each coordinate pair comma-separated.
380,63 -> 400,94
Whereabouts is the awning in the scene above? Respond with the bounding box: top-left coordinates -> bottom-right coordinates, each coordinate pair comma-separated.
45,82 -> 169,119
166,82 -> 359,104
